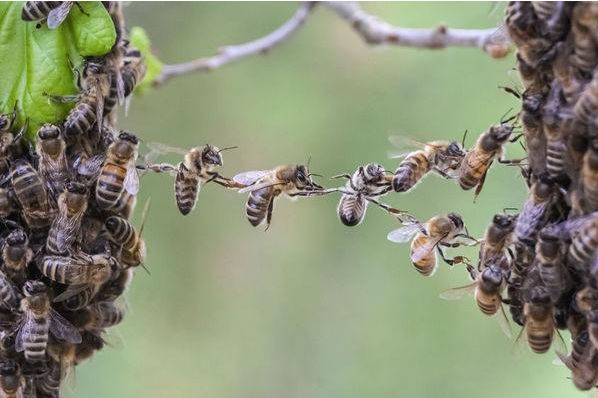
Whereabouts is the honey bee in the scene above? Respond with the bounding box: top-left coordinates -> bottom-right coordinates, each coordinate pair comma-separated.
0,360 -> 22,398
10,159 -> 52,229
21,1 -> 85,29
2,228 -> 32,286
458,121 -> 517,198
102,43 -> 126,119
233,164 -> 325,228
440,262 -> 512,337
513,179 -> 556,246
0,105 -> 24,177
0,270 -> 21,312
15,281 -> 81,363
557,331 -> 598,391
516,286 -> 565,354
39,253 -> 115,295
96,268 -> 132,302
145,143 -> 237,216
543,82 -> 569,182
105,199 -> 150,270
0,187 -> 15,219
535,229 -> 571,301
506,273 -> 525,326
96,131 -> 139,210
35,124 -> 69,197
574,72 -> 598,126
387,213 -> 476,276
388,136 -> 466,193
332,163 -> 405,227
478,213 -> 517,267
46,181 -> 88,255
568,212 -> 598,272
579,139 -> 598,212
75,301 -> 124,331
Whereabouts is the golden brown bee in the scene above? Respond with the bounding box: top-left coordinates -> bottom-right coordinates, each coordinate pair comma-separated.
389,137 -> 466,193
458,122 -> 516,197
46,181 -> 88,255
15,281 -> 81,363
557,331 -> 598,391
39,252 -> 115,291
390,137 -> 466,191
233,164 -> 325,229
145,143 -> 237,216
0,360 -> 22,398
535,229 -> 571,301
478,213 -> 517,267
10,159 -> 52,229
0,270 -> 20,311
2,228 -> 32,286
440,262 -> 512,337
35,124 -> 69,197
517,286 -> 563,354
333,163 -> 403,227
513,179 -> 556,246
387,213 -> 475,276
574,71 -> 598,126
571,2 -> 598,76
122,42 -> 147,101
96,131 -> 139,210
96,268 -> 132,302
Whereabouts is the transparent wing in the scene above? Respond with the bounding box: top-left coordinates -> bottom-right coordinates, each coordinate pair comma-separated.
238,181 -> 284,194
553,329 -> 568,355
497,302 -> 513,338
47,2 -> 73,29
439,282 -> 475,300
388,136 -> 428,151
14,312 -> 32,353
233,170 -> 272,186
554,351 -> 572,369
146,142 -> 188,156
387,223 -> 421,243
114,68 -> 125,105
124,162 -> 140,195
49,308 -> 82,344
78,154 -> 105,178
411,236 -> 441,263
53,284 -> 90,302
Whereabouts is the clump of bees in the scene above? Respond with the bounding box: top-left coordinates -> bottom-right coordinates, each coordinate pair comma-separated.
6,0 -> 598,395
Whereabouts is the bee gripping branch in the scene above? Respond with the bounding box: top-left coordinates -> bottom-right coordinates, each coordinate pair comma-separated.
153,1 -> 511,87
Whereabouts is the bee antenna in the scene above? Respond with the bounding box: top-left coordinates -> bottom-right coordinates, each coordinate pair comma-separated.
308,173 -> 323,178
138,197 -> 151,238
217,146 -> 238,153
502,207 -> 518,213
461,129 -> 468,148
499,107 -> 515,124
306,155 -> 312,170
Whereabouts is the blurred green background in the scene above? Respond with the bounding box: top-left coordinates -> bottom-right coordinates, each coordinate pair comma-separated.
75,2 -> 580,398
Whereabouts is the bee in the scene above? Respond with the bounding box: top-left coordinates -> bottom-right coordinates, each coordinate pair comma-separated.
0,105 -> 24,177
233,164 -> 325,228
0,360 -> 22,398
478,213 -> 517,267
458,121 -> 516,198
332,163 -> 404,227
571,2 -> 598,76
557,331 -> 598,391
35,124 -> 69,197
536,229 -> 571,301
574,71 -> 598,126
46,181 -> 88,255
145,143 -> 237,216
37,358 -> 61,397
507,273 -> 525,326
21,2 -> 85,29
96,268 -> 132,302
39,252 -> 114,293
0,187 -> 15,219
568,212 -> 598,272
105,199 -> 150,270
579,139 -> 598,212
520,91 -> 547,179
387,213 -> 476,276
74,301 -> 124,331
2,228 -> 33,286
543,82 -> 569,182
15,281 -> 81,363
96,131 -> 139,210
10,159 -> 52,229
440,262 -> 512,337
513,179 -> 556,246
389,137 -> 466,193
516,286 -> 564,354
122,42 -> 147,101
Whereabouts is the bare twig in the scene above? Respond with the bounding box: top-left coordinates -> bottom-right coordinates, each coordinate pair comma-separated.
323,2 -> 511,58
153,2 -> 317,86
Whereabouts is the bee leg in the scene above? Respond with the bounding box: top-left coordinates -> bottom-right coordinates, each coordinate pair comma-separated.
264,199 -> 274,231
436,246 -> 470,267
330,173 -> 351,180
497,157 -> 526,165
74,2 -> 90,16
473,169 -> 489,201
509,133 -> 524,143
43,93 -> 80,104
365,197 -> 407,219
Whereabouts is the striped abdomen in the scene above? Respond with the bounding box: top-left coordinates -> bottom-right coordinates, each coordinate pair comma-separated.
64,100 -> 97,137
21,1 -> 60,21
0,277 -> 18,310
245,186 -> 274,227
174,165 -> 201,215
105,216 -> 136,249
545,139 -> 567,179
526,320 -> 554,353
574,76 -> 598,124
39,256 -> 79,284
392,151 -> 430,192
10,161 -> 48,214
103,74 -> 120,116
569,224 -> 598,268
474,290 -> 500,316
37,360 -> 61,396
337,193 -> 367,227
113,191 -> 136,220
96,162 -> 127,209
23,315 -> 49,362
409,234 -> 437,276
95,302 -> 124,328
63,286 -> 96,311
458,149 -> 494,190
0,188 -> 12,218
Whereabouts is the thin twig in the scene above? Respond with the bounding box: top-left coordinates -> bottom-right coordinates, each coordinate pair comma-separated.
153,2 -> 317,86
323,1 -> 511,58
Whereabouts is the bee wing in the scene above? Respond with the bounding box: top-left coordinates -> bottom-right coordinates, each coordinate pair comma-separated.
145,142 -> 188,156
78,154 -> 105,178
46,1 -> 73,29
238,181 -> 285,194
53,284 -> 89,302
114,68 -> 126,105
15,312 -> 33,353
512,324 -> 527,358
411,236 -> 441,263
496,302 -> 513,338
49,307 -> 82,344
233,170 -> 272,187
553,329 -> 568,355
386,223 -> 421,243
439,282 -> 476,300
124,162 -> 140,195
388,136 -> 431,159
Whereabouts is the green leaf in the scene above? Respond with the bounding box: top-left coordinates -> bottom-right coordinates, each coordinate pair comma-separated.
129,26 -> 163,95
0,1 -> 116,141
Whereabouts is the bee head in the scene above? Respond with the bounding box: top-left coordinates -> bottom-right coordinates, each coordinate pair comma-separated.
363,163 -> 385,181
117,131 -> 138,145
65,181 -> 88,196
481,264 -> 503,286
113,132 -> 138,158
532,179 -> 555,200
23,280 -> 47,297
5,228 -> 27,246
537,229 -> 560,258
0,114 -> 12,131
37,124 -> 61,140
490,124 -> 514,143
295,165 -> 323,191
105,216 -> 120,234
0,360 -> 18,376
527,286 -> 551,304
447,212 -> 464,231
83,57 -> 106,76
201,145 -> 223,167
492,213 -> 516,229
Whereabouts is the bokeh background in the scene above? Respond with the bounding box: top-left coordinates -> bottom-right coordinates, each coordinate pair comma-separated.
75,2 -> 580,397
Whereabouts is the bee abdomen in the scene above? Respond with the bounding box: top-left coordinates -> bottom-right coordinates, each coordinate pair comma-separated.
337,194 -> 366,227
393,152 -> 430,192
64,101 -> 97,137
23,321 -> 49,362
37,361 -> 61,395
410,235 -> 437,277
21,1 -> 60,21
105,216 -> 136,248
174,167 -> 200,216
527,331 -> 553,353
246,188 -> 271,227
96,163 -> 127,209
476,295 -> 499,315
11,162 -> 47,213
569,228 -> 598,266
63,288 -> 95,311
546,140 -> 567,178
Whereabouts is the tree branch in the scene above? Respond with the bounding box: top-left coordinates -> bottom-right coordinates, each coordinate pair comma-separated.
153,2 -> 317,86
323,2 -> 511,58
